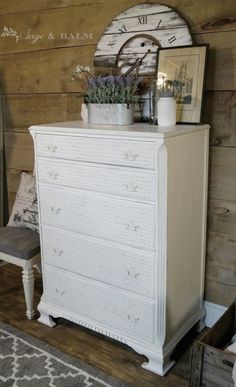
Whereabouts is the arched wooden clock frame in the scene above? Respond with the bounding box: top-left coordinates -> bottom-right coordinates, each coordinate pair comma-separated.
94,3 -> 193,76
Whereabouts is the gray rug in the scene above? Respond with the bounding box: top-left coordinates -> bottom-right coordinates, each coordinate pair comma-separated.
0,322 -> 132,386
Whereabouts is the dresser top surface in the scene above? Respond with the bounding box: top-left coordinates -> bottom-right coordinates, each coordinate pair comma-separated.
29,121 -> 209,138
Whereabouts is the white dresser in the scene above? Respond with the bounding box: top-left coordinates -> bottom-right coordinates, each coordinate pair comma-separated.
29,121 -> 209,375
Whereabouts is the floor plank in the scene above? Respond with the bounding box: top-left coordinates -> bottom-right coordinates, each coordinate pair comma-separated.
0,263 -> 201,386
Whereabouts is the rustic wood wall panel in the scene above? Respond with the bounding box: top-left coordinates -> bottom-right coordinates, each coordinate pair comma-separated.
4,94 -> 83,132
5,133 -> 34,173
209,147 -> 236,201
0,46 -> 95,94
0,33 -> 234,92
195,31 -> 236,90
203,91 -> 236,147
0,0 -> 235,34
0,0 -> 235,307
0,7 -> 98,54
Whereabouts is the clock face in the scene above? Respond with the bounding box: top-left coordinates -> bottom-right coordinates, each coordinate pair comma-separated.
116,34 -> 160,75
94,3 -> 193,75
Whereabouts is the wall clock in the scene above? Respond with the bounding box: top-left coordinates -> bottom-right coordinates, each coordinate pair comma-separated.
94,3 -> 193,120
94,3 -> 193,75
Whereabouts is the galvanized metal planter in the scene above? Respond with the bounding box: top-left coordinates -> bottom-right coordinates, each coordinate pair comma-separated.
87,103 -> 133,125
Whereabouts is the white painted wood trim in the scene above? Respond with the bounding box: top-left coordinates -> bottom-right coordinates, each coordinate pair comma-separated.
204,300 -> 227,328
32,122 -> 209,376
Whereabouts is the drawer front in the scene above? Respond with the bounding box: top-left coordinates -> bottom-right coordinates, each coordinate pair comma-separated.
38,159 -> 156,201
44,266 -> 155,343
42,227 -> 155,298
39,186 -> 155,251
36,134 -> 155,169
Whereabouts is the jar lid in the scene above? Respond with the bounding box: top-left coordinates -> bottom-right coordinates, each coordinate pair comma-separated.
159,91 -> 174,98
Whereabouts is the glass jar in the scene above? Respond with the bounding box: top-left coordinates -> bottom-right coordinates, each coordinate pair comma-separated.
157,91 -> 176,126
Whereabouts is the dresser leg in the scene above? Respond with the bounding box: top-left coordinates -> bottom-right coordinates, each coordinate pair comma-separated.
142,355 -> 175,376
38,311 -> 56,327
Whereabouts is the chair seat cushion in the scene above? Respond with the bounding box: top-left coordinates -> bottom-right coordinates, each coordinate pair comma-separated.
0,227 -> 40,260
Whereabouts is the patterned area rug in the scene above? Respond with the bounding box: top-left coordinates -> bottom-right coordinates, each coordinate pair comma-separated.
0,322 -> 132,386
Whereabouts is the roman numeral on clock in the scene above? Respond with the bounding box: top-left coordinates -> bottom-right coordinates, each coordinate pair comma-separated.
138,15 -> 148,24
156,19 -> 162,29
168,35 -> 177,44
119,25 -> 127,33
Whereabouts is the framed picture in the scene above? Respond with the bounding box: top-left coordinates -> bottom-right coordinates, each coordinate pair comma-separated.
156,44 -> 208,123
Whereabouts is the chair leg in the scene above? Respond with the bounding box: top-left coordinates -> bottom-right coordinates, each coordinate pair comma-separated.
22,263 -> 35,320
34,263 -> 42,273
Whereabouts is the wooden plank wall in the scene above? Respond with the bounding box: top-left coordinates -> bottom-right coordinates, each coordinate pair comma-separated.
0,0 -> 235,306
0,86 -> 3,226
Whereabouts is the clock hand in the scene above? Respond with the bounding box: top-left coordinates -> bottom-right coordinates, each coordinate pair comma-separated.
123,49 -> 151,76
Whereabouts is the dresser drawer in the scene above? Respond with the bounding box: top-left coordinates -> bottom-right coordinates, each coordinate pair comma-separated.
42,227 -> 155,298
39,186 -> 155,251
38,159 -> 156,202
44,266 -> 155,343
36,134 -> 155,169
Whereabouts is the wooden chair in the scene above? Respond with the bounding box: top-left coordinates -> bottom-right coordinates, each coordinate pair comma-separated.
0,226 -> 40,319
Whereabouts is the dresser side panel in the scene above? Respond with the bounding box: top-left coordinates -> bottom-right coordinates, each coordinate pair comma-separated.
164,129 -> 209,341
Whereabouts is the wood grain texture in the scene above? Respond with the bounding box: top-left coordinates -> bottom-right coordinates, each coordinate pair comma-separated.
0,0 -> 235,34
206,261 -> 236,290
4,94 -> 83,132
195,30 -> 236,91
203,91 -> 236,147
7,191 -> 17,215
208,199 -> 236,236
4,132 -> 34,170
209,146 -> 236,201
206,200 -> 236,306
0,6 -> 98,54
0,45 -> 95,94
190,304 -> 236,386
207,231 -> 236,265
0,86 -> 3,226
6,168 -> 23,194
0,264 -> 193,386
0,32 -> 234,94
205,279 -> 236,306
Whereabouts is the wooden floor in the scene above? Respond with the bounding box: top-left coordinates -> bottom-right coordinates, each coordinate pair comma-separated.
0,263 -> 203,386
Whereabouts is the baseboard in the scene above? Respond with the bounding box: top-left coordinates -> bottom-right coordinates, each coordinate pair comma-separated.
204,300 -> 227,328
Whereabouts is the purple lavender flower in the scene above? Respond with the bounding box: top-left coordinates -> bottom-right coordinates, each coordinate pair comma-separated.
107,75 -> 115,86
115,76 -> 125,87
85,73 -> 141,104
96,76 -> 105,87
87,78 -> 96,88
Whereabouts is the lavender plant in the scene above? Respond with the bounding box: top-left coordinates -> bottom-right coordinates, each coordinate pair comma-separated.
72,65 -> 141,105
85,75 -> 140,104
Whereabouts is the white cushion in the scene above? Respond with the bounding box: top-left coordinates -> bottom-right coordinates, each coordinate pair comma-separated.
8,172 -> 38,232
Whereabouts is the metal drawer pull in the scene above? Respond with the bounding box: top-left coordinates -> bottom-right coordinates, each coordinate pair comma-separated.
47,144 -> 58,153
123,152 -> 139,161
127,270 -> 140,279
123,182 -> 139,192
53,248 -> 63,256
50,207 -> 61,214
55,288 -> 65,296
127,314 -> 140,323
48,171 -> 59,179
126,223 -> 140,232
